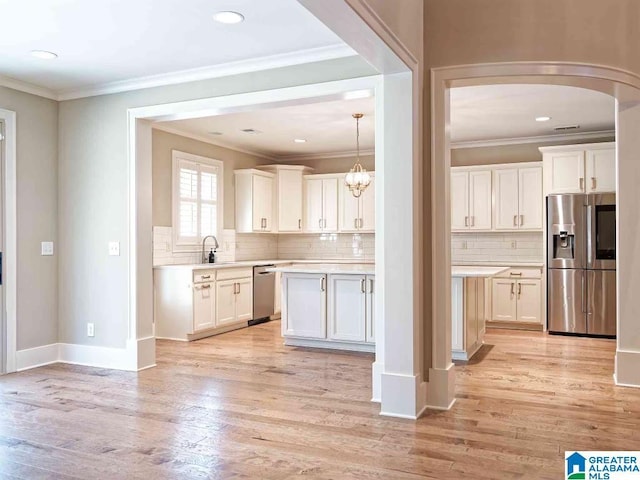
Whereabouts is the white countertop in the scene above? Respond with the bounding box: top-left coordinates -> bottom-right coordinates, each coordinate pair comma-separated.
451,261 -> 544,268
451,266 -> 510,277
153,259 -> 374,271
268,263 -> 376,275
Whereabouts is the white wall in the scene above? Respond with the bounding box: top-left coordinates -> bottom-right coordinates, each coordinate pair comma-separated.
0,87 -> 58,351
58,56 -> 377,349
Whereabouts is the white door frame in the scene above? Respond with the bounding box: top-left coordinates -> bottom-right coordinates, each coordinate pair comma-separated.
0,108 -> 17,374
431,62 -> 640,408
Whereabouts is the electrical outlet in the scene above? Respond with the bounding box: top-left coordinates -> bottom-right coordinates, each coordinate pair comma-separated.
41,241 -> 54,256
108,241 -> 120,256
87,323 -> 95,337
511,241 -> 517,249
462,241 -> 468,250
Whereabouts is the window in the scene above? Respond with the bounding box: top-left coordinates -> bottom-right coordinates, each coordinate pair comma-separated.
172,150 -> 223,247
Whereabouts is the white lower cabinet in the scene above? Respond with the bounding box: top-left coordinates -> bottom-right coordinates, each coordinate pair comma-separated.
154,266 -> 253,341
216,275 -> 253,327
193,282 -> 215,331
452,276 -> 485,361
282,271 -> 375,351
490,268 -> 542,326
328,275 -> 367,342
282,273 -> 327,339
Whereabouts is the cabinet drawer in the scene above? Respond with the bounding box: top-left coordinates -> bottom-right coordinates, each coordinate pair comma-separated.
216,267 -> 253,281
498,267 -> 543,279
193,270 -> 216,283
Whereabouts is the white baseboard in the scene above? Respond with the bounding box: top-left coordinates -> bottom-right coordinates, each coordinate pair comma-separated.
16,344 -> 59,371
379,372 -> 427,418
15,339 -> 158,373
615,350 -> 640,387
371,360 -> 384,403
426,363 -> 456,411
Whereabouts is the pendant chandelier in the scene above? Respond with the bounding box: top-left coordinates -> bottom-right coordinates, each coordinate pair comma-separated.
345,113 -> 371,198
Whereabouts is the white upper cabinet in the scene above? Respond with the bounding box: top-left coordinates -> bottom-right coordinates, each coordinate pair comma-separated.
518,167 -> 543,230
540,142 -> 615,195
339,174 -> 376,232
494,168 -> 519,230
304,175 -> 338,233
451,171 -> 470,230
451,169 -> 491,231
235,169 -> 275,233
493,165 -> 542,231
257,165 -> 313,233
469,171 -> 492,230
586,148 -> 616,193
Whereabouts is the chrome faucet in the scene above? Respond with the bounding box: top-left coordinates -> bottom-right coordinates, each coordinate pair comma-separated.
202,235 -> 220,263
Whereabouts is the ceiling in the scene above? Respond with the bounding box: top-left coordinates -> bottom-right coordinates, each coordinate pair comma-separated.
155,84 -> 615,159
0,0 -> 350,96
450,84 -> 615,144
157,95 -> 376,159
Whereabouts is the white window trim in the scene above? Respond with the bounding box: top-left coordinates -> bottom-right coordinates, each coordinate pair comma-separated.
171,150 -> 223,252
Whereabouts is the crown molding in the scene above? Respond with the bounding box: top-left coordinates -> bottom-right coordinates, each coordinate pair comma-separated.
57,44 -> 356,101
0,74 -> 57,101
451,129 -> 616,149
278,149 -> 375,162
152,124 -> 277,161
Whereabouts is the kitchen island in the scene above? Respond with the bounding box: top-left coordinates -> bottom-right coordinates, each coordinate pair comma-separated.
268,263 -> 376,352
451,266 -> 509,361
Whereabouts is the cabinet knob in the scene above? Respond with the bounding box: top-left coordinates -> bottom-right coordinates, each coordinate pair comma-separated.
298,219 -> 302,230
591,177 -> 596,190
361,278 -> 366,293
579,177 -> 584,191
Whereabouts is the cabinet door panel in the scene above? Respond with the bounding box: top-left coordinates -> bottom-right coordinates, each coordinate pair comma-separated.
216,279 -> 237,326
544,151 -> 585,193
235,277 -> 253,323
465,278 -> 478,349
193,283 -> 215,332
518,166 -> 543,230
323,178 -> 339,232
339,183 -> 360,232
469,170 -> 492,230
494,169 -> 519,230
366,276 -> 375,343
328,275 -> 366,342
516,279 -> 541,323
451,171 -> 469,230
586,148 -> 615,193
283,274 -> 326,338
491,278 -> 517,321
360,176 -> 375,232
304,179 -> 323,232
278,170 -> 303,231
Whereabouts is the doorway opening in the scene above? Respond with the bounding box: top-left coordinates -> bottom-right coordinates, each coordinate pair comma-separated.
430,62 -> 640,410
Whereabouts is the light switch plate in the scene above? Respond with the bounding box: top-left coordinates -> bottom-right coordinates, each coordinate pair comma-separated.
108,241 -> 120,256
41,241 -> 54,256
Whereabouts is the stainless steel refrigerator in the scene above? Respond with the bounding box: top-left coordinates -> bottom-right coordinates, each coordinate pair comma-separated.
547,193 -> 616,337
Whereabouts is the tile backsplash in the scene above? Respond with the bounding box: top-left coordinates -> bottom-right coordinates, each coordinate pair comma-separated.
277,233 -> 374,261
452,231 -> 544,264
153,226 -> 374,266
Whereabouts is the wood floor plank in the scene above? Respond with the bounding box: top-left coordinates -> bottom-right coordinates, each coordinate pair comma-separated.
2,321 -> 640,479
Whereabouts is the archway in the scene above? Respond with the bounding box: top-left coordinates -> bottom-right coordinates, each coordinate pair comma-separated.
428,62 -> 640,409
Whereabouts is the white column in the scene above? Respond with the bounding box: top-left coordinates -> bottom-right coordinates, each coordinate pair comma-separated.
615,87 -> 640,387
378,71 -> 426,418
427,73 -> 456,410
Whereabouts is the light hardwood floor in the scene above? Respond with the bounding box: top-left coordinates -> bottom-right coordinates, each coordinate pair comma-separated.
1,322 -> 639,479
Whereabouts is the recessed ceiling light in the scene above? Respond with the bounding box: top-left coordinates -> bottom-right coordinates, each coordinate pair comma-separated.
294,139 -> 307,143
212,11 -> 245,24
535,116 -> 551,122
208,131 -> 223,136
30,50 -> 58,60
241,128 -> 261,135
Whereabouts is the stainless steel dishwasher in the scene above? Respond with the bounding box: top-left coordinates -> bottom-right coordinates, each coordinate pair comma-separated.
250,264 -> 275,326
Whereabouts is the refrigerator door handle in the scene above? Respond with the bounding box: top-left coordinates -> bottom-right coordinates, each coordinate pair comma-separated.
581,271 -> 586,314
586,204 -> 593,268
